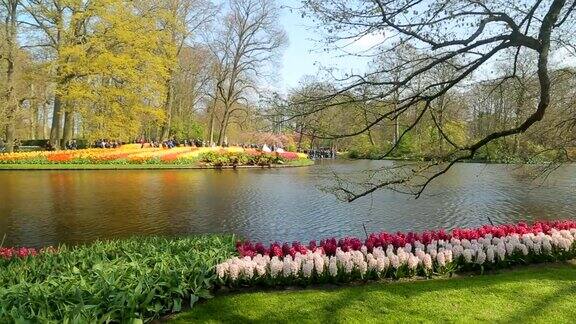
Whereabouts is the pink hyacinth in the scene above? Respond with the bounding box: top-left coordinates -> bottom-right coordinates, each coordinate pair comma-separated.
235,219 -> 576,259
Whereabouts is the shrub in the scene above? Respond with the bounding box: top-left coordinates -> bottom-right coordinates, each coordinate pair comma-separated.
0,235 -> 235,323
199,151 -> 286,167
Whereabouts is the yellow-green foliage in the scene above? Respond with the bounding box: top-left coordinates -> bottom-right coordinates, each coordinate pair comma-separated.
59,0 -> 177,141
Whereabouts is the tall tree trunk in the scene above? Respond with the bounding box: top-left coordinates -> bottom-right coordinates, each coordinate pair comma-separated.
42,101 -> 49,139
207,87 -> 221,146
3,0 -> 18,153
160,79 -> 174,140
363,110 -> 375,146
5,122 -> 16,153
392,89 -> 400,146
50,90 -> 64,149
29,85 -> 38,139
437,95 -> 446,155
62,110 -> 74,147
208,109 -> 215,146
217,108 -> 230,146
297,125 -> 305,151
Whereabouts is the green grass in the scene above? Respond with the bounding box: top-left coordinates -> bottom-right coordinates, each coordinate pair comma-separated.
0,159 -> 314,170
171,262 -> 576,323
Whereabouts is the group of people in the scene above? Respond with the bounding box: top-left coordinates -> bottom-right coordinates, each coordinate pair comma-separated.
65,140 -> 78,150
138,138 -> 209,149
94,139 -> 122,149
306,147 -> 337,160
0,138 -> 21,152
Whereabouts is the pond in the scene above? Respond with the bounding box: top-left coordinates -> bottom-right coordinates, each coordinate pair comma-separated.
1,160 -> 575,247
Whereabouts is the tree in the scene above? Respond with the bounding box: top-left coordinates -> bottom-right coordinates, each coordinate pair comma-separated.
157,0 -> 216,140
210,0 -> 287,145
1,0 -> 19,153
21,0 -> 92,148
170,45 -> 213,140
60,0 -> 173,141
301,0 -> 576,200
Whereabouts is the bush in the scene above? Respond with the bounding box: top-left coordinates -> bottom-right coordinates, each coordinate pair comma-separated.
0,235 -> 235,322
347,146 -> 385,160
199,151 -> 285,167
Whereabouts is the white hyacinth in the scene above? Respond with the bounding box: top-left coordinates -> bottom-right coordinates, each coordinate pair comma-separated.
463,249 -> 473,263
390,255 -> 400,269
486,247 -> 495,263
476,250 -> 486,265
423,254 -> 433,270
229,263 -> 240,281
436,251 -> 446,267
302,259 -> 314,278
408,254 -> 419,270
329,257 -> 338,277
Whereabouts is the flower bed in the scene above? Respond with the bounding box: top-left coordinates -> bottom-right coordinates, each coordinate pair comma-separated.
217,220 -> 576,286
0,145 -> 310,166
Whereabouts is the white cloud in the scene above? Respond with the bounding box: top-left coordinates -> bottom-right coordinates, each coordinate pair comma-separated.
352,32 -> 386,51
551,47 -> 576,68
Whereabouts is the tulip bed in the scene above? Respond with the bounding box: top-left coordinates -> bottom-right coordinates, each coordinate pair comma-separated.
217,220 -> 576,287
0,145 -> 310,168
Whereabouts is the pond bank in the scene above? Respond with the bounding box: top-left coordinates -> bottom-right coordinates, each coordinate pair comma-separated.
342,153 -> 564,165
0,159 -> 314,170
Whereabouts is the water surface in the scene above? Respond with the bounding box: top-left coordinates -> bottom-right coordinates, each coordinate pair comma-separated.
0,160 -> 574,247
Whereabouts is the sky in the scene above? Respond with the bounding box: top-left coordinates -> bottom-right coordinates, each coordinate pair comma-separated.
277,0 -> 373,92
276,1 -> 576,93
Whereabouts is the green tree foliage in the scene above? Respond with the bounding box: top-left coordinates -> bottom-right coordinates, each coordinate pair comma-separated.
60,0 -> 174,141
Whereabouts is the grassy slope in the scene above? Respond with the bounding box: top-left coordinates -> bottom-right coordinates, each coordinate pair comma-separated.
171,262 -> 576,323
0,160 -> 314,170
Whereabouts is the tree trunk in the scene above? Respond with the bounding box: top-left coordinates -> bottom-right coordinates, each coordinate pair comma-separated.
5,122 -> 15,153
63,110 -> 75,147
209,111 -> 215,146
392,89 -> 400,146
208,95 -> 218,146
297,125 -> 305,151
29,85 -> 38,140
217,109 -> 229,146
50,91 -> 64,149
437,95 -> 446,155
160,79 -> 174,140
42,101 -> 49,139
3,0 -> 18,153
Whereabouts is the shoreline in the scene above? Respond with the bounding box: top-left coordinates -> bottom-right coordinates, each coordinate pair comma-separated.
343,156 -> 567,165
0,160 -> 314,171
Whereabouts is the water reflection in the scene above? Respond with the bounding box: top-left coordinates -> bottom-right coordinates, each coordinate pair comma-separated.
0,161 -> 575,247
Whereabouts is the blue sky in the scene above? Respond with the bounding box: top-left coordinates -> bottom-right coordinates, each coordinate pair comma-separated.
276,1 -> 576,93
277,0 -> 372,91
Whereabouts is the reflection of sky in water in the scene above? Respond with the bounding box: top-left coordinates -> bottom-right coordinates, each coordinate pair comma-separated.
0,161 -> 575,247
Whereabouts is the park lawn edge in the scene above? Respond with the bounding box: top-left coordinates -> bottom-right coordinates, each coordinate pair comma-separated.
0,159 -> 314,170
168,260 -> 576,323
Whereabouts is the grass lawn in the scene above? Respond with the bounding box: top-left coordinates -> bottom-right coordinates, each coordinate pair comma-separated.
171,262 -> 576,323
